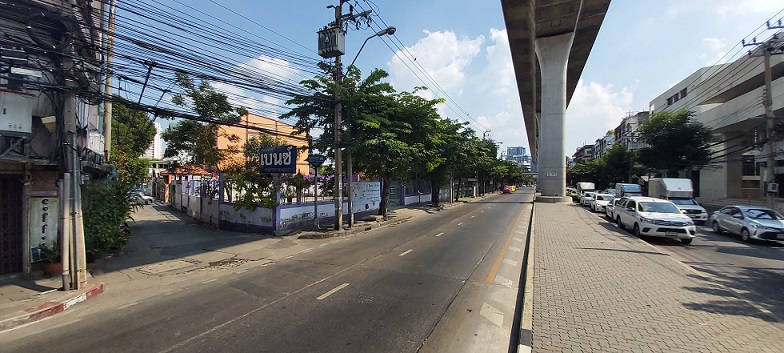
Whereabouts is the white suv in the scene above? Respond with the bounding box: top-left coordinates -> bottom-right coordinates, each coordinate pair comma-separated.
615,197 -> 697,244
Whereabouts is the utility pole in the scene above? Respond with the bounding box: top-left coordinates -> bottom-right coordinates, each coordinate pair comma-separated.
743,23 -> 784,207
103,0 -> 116,161
319,1 -> 372,230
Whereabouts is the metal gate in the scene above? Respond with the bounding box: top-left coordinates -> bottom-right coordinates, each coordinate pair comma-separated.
0,175 -> 23,275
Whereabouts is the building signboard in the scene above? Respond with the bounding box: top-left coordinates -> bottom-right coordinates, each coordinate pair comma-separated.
259,146 -> 297,174
28,197 -> 58,263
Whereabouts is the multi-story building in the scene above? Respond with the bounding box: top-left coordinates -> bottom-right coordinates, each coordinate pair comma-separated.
217,113 -> 310,175
142,122 -> 164,160
593,131 -> 615,159
0,0 -> 107,276
572,144 -> 594,165
614,111 -> 649,152
649,38 -> 784,200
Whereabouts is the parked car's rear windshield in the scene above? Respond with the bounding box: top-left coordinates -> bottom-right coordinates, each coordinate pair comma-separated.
669,198 -> 698,206
745,209 -> 784,220
638,202 -> 680,214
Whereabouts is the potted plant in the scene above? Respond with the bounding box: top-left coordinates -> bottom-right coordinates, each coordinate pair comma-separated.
39,241 -> 62,276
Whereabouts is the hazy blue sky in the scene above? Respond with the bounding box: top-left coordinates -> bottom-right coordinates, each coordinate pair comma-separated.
150,0 -> 784,157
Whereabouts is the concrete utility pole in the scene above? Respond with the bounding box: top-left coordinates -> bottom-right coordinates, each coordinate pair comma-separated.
743,24 -> 783,207
103,0 -> 116,161
320,1 -> 373,230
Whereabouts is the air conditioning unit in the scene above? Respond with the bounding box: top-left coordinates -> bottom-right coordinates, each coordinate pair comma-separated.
767,183 -> 779,193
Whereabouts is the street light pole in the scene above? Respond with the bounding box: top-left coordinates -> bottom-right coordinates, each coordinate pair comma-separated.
345,26 -> 396,228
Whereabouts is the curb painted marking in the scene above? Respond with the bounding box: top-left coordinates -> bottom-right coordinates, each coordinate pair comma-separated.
317,283 -> 349,300
485,208 -> 527,284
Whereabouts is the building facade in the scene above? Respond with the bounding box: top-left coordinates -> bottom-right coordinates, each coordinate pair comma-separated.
614,111 -> 649,152
0,0 -> 107,277
142,122 -> 164,160
649,38 -> 784,200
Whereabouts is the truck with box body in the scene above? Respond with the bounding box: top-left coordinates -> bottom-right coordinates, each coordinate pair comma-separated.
647,178 -> 708,225
576,182 -> 596,204
615,183 -> 642,197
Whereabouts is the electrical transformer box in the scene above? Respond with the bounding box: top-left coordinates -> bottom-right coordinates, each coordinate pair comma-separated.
0,91 -> 34,135
317,27 -> 345,58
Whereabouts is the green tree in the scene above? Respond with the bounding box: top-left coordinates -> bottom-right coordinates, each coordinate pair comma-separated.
223,135 -> 281,210
112,99 -> 156,157
162,73 -> 248,170
637,109 -> 711,177
602,143 -> 635,186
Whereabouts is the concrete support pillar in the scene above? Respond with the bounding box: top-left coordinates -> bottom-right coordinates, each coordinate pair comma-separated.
535,32 -> 574,197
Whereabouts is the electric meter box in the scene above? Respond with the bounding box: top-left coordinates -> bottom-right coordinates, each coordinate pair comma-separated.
318,27 -> 345,58
0,91 -> 34,135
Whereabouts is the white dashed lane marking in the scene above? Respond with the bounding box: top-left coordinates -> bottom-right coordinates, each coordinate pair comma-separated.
508,246 -> 521,252
435,232 -> 444,237
317,283 -> 350,300
399,249 -> 413,257
503,258 -> 518,267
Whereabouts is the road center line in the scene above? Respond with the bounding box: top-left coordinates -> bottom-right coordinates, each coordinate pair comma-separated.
435,232 -> 444,237
399,249 -> 413,257
317,283 -> 350,300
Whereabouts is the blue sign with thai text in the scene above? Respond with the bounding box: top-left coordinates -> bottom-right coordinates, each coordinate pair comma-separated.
259,146 -> 297,174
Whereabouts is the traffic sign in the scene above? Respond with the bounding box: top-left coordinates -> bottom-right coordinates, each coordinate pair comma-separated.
307,154 -> 327,167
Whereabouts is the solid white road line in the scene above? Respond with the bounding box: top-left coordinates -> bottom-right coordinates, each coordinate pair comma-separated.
399,249 -> 413,257
317,283 -> 350,300
435,232 -> 444,237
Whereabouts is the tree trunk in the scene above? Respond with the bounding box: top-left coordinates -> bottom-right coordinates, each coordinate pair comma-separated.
379,174 -> 390,220
455,178 -> 463,202
431,179 -> 440,207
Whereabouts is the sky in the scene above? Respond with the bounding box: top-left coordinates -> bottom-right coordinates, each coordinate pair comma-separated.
146,0 -> 784,158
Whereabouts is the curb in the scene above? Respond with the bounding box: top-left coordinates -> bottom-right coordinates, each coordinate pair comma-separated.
518,203 -> 535,353
0,282 -> 105,332
298,216 -> 413,239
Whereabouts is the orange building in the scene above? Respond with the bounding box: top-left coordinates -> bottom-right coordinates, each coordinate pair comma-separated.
217,113 -> 310,174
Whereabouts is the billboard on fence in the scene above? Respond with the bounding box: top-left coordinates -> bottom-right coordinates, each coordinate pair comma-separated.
260,146 -> 297,174
353,181 -> 381,211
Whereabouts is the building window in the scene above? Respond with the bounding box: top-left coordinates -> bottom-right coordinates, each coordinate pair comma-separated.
742,155 -> 759,176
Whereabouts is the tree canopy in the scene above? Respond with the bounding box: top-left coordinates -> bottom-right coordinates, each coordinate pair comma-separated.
637,109 -> 711,176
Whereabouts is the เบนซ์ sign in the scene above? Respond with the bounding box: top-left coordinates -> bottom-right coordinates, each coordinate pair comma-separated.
259,146 -> 297,174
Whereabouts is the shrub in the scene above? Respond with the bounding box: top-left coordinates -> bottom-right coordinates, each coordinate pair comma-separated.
82,179 -> 134,259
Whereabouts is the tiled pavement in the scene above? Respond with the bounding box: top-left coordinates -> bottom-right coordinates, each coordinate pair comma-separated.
532,202 -> 784,353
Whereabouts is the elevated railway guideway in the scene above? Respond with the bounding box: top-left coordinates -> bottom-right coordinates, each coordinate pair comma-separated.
501,0 -> 611,200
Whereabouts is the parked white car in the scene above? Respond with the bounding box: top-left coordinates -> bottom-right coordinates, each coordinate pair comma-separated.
605,197 -> 622,220
590,194 -> 614,213
614,197 -> 696,244
710,206 -> 784,242
580,192 -> 597,207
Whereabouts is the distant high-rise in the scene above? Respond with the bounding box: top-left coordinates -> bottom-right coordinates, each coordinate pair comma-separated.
142,122 -> 164,160
506,146 -> 526,157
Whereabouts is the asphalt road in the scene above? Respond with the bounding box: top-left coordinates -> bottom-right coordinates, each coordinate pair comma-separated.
1,191 -> 534,353
576,202 -> 784,319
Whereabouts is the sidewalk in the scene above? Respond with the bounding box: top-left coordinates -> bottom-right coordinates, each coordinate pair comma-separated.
530,202 -> 784,352
0,194 -> 491,332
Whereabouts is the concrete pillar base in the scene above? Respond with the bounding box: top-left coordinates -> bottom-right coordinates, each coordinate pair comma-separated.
535,195 -> 572,203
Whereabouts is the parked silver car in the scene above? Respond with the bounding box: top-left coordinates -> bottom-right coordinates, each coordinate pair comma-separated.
710,206 -> 784,242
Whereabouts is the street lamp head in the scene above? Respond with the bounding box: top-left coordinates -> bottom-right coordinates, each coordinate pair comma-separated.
375,26 -> 396,37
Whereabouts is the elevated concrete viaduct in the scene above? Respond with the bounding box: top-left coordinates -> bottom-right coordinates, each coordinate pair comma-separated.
501,0 -> 611,200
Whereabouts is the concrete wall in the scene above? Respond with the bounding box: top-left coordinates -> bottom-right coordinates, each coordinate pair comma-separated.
404,193 -> 431,205
218,203 -> 274,233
